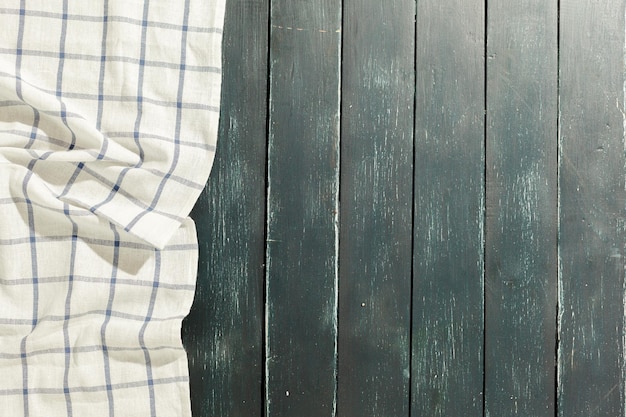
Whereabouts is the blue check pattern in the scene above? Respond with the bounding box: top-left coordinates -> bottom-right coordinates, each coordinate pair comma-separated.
0,1 -> 224,416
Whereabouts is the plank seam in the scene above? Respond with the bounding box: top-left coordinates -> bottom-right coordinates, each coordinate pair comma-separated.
482,0 -> 488,415
262,0 -> 273,415
622,0 -> 626,409
333,2 -> 343,416
408,0 -> 418,414
555,0 -> 561,416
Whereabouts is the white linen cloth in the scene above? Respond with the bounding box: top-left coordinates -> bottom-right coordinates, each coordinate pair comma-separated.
0,1 -> 224,415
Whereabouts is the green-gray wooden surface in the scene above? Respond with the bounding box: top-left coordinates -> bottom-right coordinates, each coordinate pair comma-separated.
182,1 -> 626,416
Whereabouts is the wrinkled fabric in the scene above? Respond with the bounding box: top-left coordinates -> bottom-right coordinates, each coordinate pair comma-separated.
0,1 -> 224,415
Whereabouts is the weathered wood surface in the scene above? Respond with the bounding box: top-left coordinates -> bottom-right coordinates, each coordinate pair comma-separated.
413,1 -> 485,416
181,0 -> 268,416
337,1 -> 414,415
558,1 -> 626,415
183,2 -> 626,416
485,0 -> 558,415
264,0 -> 341,415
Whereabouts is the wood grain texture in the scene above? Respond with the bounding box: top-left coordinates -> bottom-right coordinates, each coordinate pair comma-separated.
264,0 -> 341,415
337,1 -> 414,415
412,1 -> 485,415
182,1 -> 269,416
485,1 -> 558,415
558,2 -> 626,415
180,4 -> 626,416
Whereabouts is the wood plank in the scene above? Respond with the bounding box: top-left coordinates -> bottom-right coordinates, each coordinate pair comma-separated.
182,0 -> 269,415
558,2 -> 626,415
337,0 -> 414,415
412,1 -> 485,415
264,0 -> 341,415
485,1 -> 558,414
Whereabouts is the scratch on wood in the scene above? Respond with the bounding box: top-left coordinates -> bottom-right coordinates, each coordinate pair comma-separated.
587,383 -> 620,416
271,24 -> 341,33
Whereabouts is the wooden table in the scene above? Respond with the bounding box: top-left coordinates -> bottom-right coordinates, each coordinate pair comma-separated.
182,1 -> 626,415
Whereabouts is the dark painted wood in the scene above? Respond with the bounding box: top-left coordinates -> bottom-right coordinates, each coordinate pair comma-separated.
412,1 -> 485,415
558,2 -> 626,415
264,1 -> 341,415
181,4 -> 626,416
485,1 -> 558,415
337,1 -> 414,415
182,1 -> 269,416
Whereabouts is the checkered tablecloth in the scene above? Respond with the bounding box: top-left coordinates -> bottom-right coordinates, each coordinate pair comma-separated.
0,1 -> 225,415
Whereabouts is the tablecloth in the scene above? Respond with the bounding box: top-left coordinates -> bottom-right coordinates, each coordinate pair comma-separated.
0,1 -> 225,415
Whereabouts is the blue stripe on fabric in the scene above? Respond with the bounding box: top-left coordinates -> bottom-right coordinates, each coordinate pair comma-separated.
0,376 -> 189,396
56,0 -> 76,151
100,223 -> 120,417
0,99 -> 26,106
0,274 -> 195,291
73,0 -> 152,219
96,0 -> 109,159
20,162 -> 40,417
14,1 -> 41,153
1,129 -> 82,151
0,48 -> 221,73
0,310 -> 185,326
16,2 -> 42,410
27,111 -> 41,151
105,131 -> 216,151
1,89 -> 219,110
56,4 -> 75,411
0,8 -> 223,33
0,235 -> 197,251
0,72 -> 220,112
136,5 -> 155,417
56,3 -> 68,97
14,1 -> 26,102
126,0 -> 191,232
0,344 -> 185,360
62,203 -> 77,417
0,127 -> 215,160
139,250 -> 161,417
